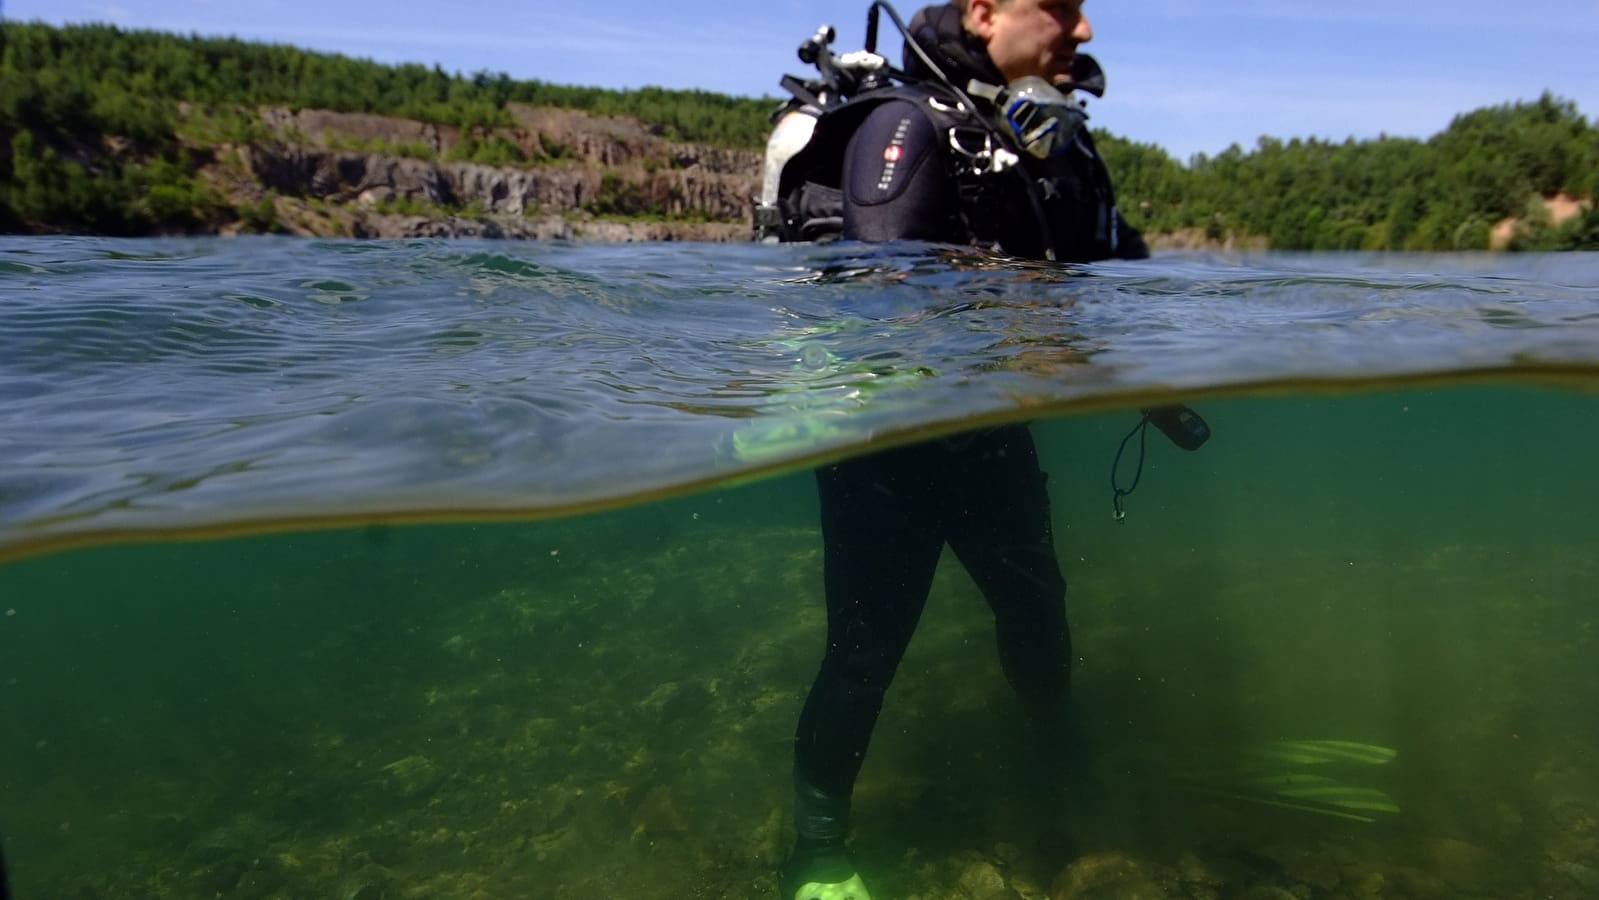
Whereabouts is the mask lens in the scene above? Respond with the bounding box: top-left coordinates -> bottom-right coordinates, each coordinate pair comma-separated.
1006,99 -> 1061,156
999,77 -> 1085,159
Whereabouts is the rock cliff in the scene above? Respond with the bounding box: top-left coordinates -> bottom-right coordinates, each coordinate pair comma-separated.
198,103 -> 1213,248
207,103 -> 763,241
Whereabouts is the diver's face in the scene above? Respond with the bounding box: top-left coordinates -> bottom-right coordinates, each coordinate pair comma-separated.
970,0 -> 1093,84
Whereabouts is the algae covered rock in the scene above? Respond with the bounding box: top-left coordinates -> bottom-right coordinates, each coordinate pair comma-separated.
338,863 -> 394,900
1419,836 -> 1519,895
1050,851 -> 1172,900
380,753 -> 443,797
631,784 -> 691,838
954,855 -> 1019,900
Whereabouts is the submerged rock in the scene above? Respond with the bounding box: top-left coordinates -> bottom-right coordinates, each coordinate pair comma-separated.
1051,851 -> 1172,900
338,864 -> 394,900
233,863 -> 289,900
632,785 -> 690,838
380,753 -> 443,796
1422,836 -> 1503,894
1554,860 -> 1599,891
1349,870 -> 1388,899
955,855 -> 1019,900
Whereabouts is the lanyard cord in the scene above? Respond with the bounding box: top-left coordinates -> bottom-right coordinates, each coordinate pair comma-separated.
1110,412 -> 1150,521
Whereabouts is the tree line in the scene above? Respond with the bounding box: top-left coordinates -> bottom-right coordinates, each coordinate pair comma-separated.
1097,93 -> 1599,251
0,22 -> 777,233
2,21 -> 1596,248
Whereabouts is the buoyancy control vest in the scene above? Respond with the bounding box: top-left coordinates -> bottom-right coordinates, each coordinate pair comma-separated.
752,2 -> 1139,263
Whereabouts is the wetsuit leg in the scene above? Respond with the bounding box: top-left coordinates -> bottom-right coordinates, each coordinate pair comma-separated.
942,425 -> 1071,706
795,445 -> 946,810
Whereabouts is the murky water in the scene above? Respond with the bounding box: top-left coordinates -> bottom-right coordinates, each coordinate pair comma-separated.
2,238 -> 1597,898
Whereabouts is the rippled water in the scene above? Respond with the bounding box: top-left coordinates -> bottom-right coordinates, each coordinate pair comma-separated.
2,238 -> 1598,900
2,237 -> 1596,559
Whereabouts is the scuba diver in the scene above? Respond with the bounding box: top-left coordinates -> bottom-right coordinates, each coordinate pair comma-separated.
756,2 -> 1169,899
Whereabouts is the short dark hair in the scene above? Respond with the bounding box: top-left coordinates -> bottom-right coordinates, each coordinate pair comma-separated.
956,0 -> 1016,15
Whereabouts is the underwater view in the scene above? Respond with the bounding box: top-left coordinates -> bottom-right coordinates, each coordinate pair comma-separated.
2,238 -> 1597,899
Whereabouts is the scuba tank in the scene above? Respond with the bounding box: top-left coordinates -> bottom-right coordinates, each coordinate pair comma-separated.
755,107 -> 821,240
754,22 -> 892,242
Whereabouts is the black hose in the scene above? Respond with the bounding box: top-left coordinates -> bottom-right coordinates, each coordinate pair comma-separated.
866,0 -> 1059,259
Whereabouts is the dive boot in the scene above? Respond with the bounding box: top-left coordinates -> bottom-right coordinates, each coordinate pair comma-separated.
779,839 -> 871,900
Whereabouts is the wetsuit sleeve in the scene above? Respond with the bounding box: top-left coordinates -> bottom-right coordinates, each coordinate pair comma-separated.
1116,211 -> 1151,259
841,100 -> 958,243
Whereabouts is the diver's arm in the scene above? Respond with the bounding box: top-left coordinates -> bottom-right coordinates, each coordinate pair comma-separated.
1115,212 -> 1150,260
841,100 -> 959,243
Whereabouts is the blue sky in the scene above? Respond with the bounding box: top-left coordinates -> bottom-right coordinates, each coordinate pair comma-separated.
7,0 -> 1597,162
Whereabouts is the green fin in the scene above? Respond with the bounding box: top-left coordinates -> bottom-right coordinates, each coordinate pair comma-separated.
1244,773 -> 1402,814
790,873 -> 871,900
1252,739 -> 1397,767
780,843 -> 870,900
1156,738 -> 1402,823
1185,787 -> 1386,824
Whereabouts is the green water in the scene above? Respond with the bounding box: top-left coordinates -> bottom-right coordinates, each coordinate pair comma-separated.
3,384 -> 1595,899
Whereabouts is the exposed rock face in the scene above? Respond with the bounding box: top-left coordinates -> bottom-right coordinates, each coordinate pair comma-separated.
262,197 -> 746,243
258,107 -> 447,154
1146,227 -> 1269,252
215,104 -> 764,241
505,104 -> 756,171
240,144 -> 755,221
206,104 -> 1248,247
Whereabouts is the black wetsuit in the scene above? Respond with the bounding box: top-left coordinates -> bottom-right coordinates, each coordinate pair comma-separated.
789,1 -> 1148,843
797,428 -> 1069,801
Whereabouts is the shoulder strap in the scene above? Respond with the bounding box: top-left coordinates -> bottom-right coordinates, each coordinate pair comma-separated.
763,84 -> 943,243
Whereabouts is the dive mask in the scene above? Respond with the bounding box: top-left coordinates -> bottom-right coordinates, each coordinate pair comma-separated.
997,76 -> 1088,159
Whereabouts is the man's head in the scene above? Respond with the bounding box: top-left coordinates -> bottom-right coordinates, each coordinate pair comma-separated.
959,0 -> 1092,85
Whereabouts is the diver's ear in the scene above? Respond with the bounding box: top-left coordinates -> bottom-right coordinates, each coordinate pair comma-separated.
965,0 -> 1000,40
